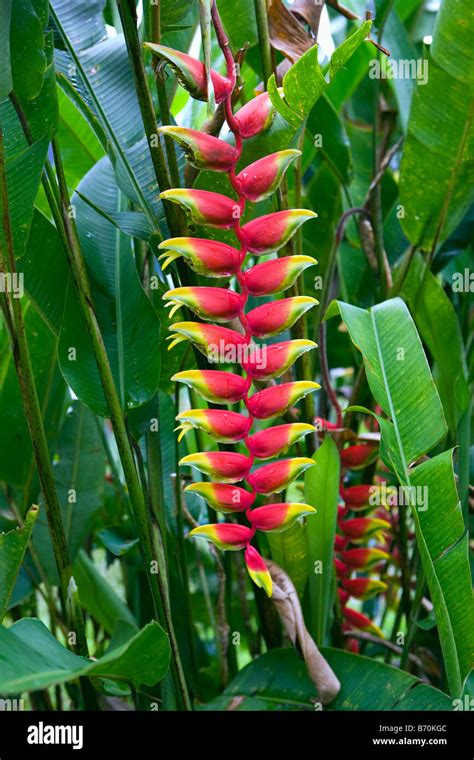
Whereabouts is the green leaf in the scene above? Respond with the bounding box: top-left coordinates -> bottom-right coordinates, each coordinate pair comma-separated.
0,0 -> 13,98
399,0 -> 474,249
57,158 -> 161,415
73,549 -> 136,634
200,648 -> 451,710
267,522 -> 309,598
0,617 -> 170,693
304,435 -> 340,645
282,45 -> 327,120
97,528 -> 139,557
9,0 -> 48,101
307,95 -> 353,185
399,252 -> 470,433
331,297 -> 474,697
33,402 -> 106,581
0,506 -> 39,622
329,20 -> 372,79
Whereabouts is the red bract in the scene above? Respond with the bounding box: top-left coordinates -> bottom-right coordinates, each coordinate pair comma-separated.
155,12 -> 320,597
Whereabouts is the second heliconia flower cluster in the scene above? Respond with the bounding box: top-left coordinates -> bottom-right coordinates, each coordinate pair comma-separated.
146,32 -> 320,597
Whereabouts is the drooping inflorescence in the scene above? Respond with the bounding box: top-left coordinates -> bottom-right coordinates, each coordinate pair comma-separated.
146,4 -> 320,597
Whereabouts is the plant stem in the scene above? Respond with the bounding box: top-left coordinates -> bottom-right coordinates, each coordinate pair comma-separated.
50,135 -> 191,710
253,0 -> 273,88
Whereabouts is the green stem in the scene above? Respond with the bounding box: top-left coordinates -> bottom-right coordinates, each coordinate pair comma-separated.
50,136 -> 191,710
400,567 -> 425,671
253,0 -> 273,88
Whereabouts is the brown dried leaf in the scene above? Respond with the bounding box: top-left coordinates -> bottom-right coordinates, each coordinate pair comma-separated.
266,560 -> 341,705
291,0 -> 325,38
268,0 -> 314,62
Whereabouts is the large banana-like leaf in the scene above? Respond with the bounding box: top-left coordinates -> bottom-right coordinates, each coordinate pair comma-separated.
56,157 -> 161,415
32,401 -> 106,581
200,648 -> 451,710
0,505 -> 38,622
304,435 -> 340,645
399,0 -> 474,249
329,297 -> 473,697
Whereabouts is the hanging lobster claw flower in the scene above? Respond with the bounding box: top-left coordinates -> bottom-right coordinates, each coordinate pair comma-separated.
189,523 -> 253,550
338,588 -> 350,606
175,409 -> 252,443
244,545 -> 272,596
246,296 -> 318,338
185,482 -> 255,513
179,452 -> 252,483
158,126 -> 237,171
234,90 -> 279,138
334,534 -> 348,552
341,484 -> 383,511
342,607 -> 384,638
247,457 -> 315,494
246,423 -> 315,459
167,322 -> 247,357
237,150 -> 301,202
164,286 -> 244,323
243,339 -> 317,380
242,210 -> 317,255
248,502 -> 316,533
158,237 -> 242,277
243,255 -> 317,297
172,369 -> 248,404
340,443 -> 378,470
335,557 -> 349,579
160,189 -> 239,229
247,381 -> 320,419
342,577 -> 388,601
144,43 -> 233,104
339,517 -> 391,543
341,547 -> 390,570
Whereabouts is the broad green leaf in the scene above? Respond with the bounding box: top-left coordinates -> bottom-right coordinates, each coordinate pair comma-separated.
57,87 -> 104,193
331,297 -> 473,697
0,617 -> 170,693
97,528 -> 139,557
0,505 -> 38,621
58,158 -> 161,415
0,306 -> 66,488
307,95 -> 353,186
267,522 -> 309,598
0,0 -> 13,98
33,402 -> 106,581
283,45 -> 327,120
399,0 -> 474,248
9,0 -> 48,101
304,435 -> 340,645
329,20 -> 372,79
200,648 -> 451,710
378,10 -> 417,132
73,549 -> 136,634
399,253 -> 470,433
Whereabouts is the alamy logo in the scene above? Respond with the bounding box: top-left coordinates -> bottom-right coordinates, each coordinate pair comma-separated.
27,721 -> 84,750
369,57 -> 429,85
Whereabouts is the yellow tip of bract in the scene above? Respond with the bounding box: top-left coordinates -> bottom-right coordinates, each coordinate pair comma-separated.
249,569 -> 273,597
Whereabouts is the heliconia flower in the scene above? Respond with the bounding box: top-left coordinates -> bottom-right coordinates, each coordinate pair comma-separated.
246,423 -> 315,459
175,409 -> 252,443
179,451 -> 252,483
171,369 -> 248,404
243,339 -> 317,380
160,189 -> 239,229
340,443 -> 378,470
242,210 -> 317,255
157,126 -> 237,171
234,90 -> 278,138
248,502 -> 316,533
246,297 -> 318,338
236,150 -> 301,202
334,534 -> 348,552
189,523 -> 253,551
338,588 -> 350,606
247,457 -> 315,494
341,484 -> 378,511
342,577 -> 388,601
244,545 -> 272,596
339,517 -> 391,543
341,547 -> 390,570
242,255 -> 317,297
185,482 -> 255,513
144,43 -> 233,104
158,237 -> 242,277
164,286 -> 244,322
167,322 -> 246,356
342,607 -> 384,638
247,381 -> 320,419
335,557 -> 349,579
